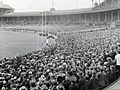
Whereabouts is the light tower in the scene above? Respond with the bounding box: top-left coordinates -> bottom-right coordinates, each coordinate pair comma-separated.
52,0 -> 54,8
76,0 -> 79,9
1,1 -> 3,4
99,0 -> 100,5
50,0 -> 56,12
92,0 -> 94,8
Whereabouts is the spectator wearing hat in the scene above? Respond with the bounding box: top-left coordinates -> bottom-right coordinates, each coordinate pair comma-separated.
69,81 -> 78,90
96,69 -> 106,90
63,76 -> 71,90
109,66 -> 117,83
78,73 -> 87,90
1,27 -> 120,90
107,45 -> 117,60
1,86 -> 6,90
19,86 -> 27,90
88,72 -> 99,90
105,68 -> 111,85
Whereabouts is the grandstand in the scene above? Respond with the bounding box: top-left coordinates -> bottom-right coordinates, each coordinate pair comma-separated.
0,0 -> 120,31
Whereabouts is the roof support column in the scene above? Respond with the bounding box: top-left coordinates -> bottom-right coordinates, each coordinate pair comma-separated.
32,17 -> 34,24
55,16 -> 57,24
92,13 -> 94,23
39,17 -> 42,24
105,12 -> 107,22
73,15 -> 74,24
67,15 -> 69,24
85,14 -> 87,23
118,10 -> 120,20
24,17 -> 26,25
98,13 -> 100,22
111,11 -> 113,22
53,16 -> 55,24
6,17 -> 8,23
21,17 -> 23,24
28,17 -> 30,24
56,16 -> 58,24
61,15 -> 63,24
12,17 -> 14,24
1,18 -> 3,24
29,17 -> 31,24
48,16 -> 50,24
44,15 -> 46,25
18,17 -> 19,24
78,14 -> 80,23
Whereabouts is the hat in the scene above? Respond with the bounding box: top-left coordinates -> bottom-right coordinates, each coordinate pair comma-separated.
117,43 -> 120,46
106,57 -> 112,61
29,71 -> 32,74
70,75 -> 77,82
19,86 -> 27,90
3,80 -> 6,84
1,87 -> 6,90
63,63 -> 67,66
57,73 -> 66,77
65,76 -> 70,81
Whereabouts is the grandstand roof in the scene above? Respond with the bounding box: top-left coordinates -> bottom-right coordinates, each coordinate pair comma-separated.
0,2 -> 13,10
1,3 -> 120,17
1,8 -> 92,17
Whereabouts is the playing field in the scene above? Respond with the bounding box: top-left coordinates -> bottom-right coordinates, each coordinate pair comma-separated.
0,31 -> 55,59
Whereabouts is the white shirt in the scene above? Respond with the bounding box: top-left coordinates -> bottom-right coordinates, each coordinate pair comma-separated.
115,54 -> 120,66
46,39 -> 49,44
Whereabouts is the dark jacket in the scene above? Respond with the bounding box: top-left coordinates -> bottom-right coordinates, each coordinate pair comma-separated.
89,76 -> 99,90
69,82 -> 79,90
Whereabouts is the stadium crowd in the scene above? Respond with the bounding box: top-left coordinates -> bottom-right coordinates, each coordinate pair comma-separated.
0,21 -> 109,34
0,28 -> 120,90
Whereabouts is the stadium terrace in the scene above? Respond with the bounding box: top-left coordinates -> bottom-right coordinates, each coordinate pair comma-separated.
1,0 -> 120,90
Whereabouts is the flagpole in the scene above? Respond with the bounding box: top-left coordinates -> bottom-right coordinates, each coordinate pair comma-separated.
45,10 -> 49,46
52,0 -> 54,8
44,10 -> 47,37
99,0 -> 100,6
41,10 -> 44,48
42,10 -> 43,33
76,0 -> 79,9
92,0 -> 94,8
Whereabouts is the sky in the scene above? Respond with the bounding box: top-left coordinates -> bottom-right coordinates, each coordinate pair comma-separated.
2,0 -> 104,12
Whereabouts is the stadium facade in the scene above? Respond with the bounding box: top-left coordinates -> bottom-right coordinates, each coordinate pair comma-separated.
0,0 -> 120,28
0,2 -> 14,16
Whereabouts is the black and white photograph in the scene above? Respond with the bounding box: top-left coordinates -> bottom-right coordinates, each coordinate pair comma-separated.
0,0 -> 120,90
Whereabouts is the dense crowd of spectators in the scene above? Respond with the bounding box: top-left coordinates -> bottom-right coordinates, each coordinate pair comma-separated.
0,21 -> 109,34
0,28 -> 120,90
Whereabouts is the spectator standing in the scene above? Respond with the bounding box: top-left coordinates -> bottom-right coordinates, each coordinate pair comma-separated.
89,72 -> 99,90
115,44 -> 120,78
96,69 -> 106,90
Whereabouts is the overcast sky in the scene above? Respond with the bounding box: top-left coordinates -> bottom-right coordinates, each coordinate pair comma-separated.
2,0 -> 104,12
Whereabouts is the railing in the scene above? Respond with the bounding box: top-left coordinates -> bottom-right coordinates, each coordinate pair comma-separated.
103,78 -> 120,90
